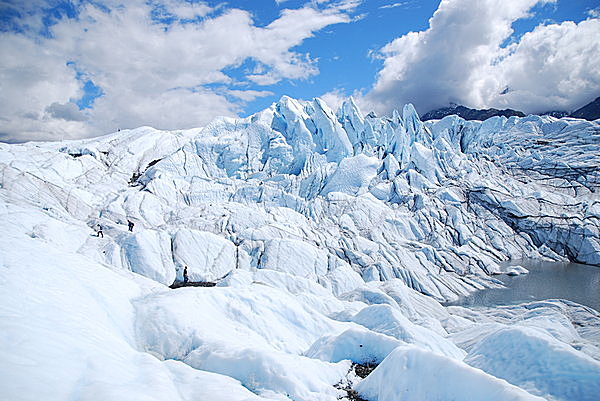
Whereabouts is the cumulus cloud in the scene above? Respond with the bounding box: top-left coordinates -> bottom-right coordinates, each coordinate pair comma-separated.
491,19 -> 600,113
157,0 -> 214,19
320,88 -> 347,112
0,0 -> 356,142
0,32 -> 88,141
360,0 -> 600,116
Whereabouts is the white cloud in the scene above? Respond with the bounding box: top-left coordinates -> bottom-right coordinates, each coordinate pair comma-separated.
360,0 -> 600,116
490,19 -> 600,113
379,2 -> 407,10
319,88 -> 347,112
0,32 -> 89,141
0,0 -> 356,142
46,102 -> 87,122
226,89 -> 274,102
588,7 -> 600,19
158,0 -> 214,20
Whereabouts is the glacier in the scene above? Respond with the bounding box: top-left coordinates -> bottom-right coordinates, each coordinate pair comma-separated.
0,96 -> 599,401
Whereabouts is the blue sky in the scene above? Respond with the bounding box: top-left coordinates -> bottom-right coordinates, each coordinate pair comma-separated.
0,0 -> 599,142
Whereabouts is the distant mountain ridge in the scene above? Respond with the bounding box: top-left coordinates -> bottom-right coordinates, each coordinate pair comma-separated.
422,96 -> 600,121
570,96 -> 600,121
421,105 -> 525,121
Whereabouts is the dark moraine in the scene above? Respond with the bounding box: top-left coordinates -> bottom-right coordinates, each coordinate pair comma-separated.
446,260 -> 600,312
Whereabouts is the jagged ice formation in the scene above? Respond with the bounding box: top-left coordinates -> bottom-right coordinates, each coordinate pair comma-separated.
3,96 -> 597,298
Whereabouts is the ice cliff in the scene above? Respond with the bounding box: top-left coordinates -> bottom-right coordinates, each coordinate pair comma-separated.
1,96 -> 599,401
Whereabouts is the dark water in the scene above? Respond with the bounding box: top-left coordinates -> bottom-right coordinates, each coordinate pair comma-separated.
447,260 -> 600,312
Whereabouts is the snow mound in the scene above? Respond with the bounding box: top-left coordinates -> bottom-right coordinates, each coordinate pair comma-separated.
351,304 -> 465,359
465,326 -> 600,401
134,285 -> 354,400
355,346 -> 546,401
305,328 -> 403,365
135,285 -> 343,357
184,343 -> 349,401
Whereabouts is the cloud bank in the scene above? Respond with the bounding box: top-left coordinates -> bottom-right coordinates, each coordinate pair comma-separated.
360,0 -> 600,116
0,0 -> 356,142
1,0 -> 599,142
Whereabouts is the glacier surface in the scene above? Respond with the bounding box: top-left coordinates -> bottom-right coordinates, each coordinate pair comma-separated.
1,96 -> 599,400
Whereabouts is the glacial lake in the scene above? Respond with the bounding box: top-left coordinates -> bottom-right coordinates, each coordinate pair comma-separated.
446,260 -> 600,312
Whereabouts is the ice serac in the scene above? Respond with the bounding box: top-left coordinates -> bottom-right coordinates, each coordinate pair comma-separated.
403,103 -> 429,146
269,95 -> 352,174
172,229 -> 237,282
123,229 -> 176,285
337,96 -> 365,151
309,98 -> 353,162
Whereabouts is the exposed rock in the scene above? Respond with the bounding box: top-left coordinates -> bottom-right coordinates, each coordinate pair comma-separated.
422,104 -> 526,121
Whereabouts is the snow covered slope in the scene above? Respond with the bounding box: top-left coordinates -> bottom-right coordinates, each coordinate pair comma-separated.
1,96 -> 599,401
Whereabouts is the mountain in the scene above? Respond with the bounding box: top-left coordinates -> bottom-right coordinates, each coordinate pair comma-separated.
570,96 -> 600,120
541,110 -> 570,118
1,96 -> 599,401
424,96 -> 600,122
421,104 -> 525,121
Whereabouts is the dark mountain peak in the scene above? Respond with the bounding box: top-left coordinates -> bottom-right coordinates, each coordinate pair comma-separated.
421,105 -> 525,121
422,96 -> 600,122
570,96 -> 600,121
